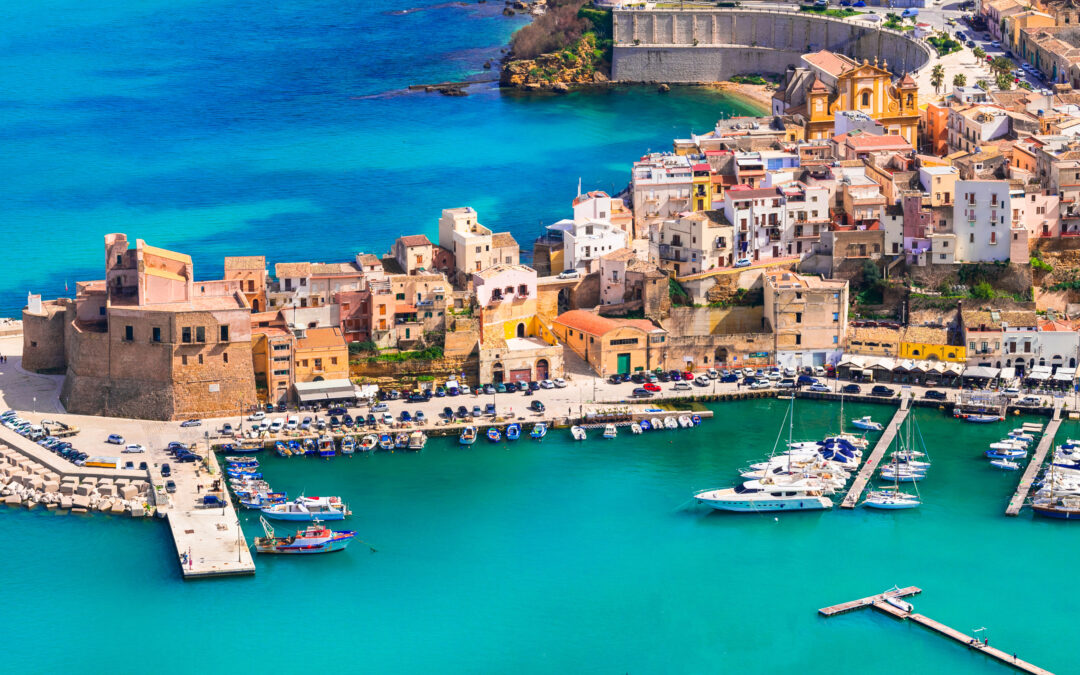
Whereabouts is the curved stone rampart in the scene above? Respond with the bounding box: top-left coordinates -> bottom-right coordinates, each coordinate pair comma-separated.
611,8 -> 933,83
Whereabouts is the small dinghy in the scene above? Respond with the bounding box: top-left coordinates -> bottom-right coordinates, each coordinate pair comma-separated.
991,458 -> 1021,470
359,434 -> 377,452
639,419 -> 652,431
663,417 -> 678,430
678,415 -> 693,428
487,427 -> 501,443
851,416 -> 883,431
530,423 -> 547,440
459,426 -> 477,446
571,426 -> 586,441
630,422 -> 642,434
378,434 -> 394,450
506,423 -> 521,441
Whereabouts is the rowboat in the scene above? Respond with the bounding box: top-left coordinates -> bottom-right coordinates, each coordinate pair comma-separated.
531,423 -> 547,439
506,423 -> 521,440
487,427 -> 501,443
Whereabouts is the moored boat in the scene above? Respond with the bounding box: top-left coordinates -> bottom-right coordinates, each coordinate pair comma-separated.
394,432 -> 410,449
261,497 -> 349,521
571,425 -> 586,441
317,435 -> 335,458
505,423 -> 521,441
254,517 -> 356,554
487,427 -> 501,443
275,441 -> 290,457
678,415 -> 692,428
639,419 -> 652,431
408,431 -> 427,450
341,437 -> 355,455
603,423 -> 617,439
378,433 -> 394,450
360,434 -> 377,452
240,492 -> 288,509
630,422 -> 642,434
691,414 -> 702,426
663,417 -> 678,430
991,458 -> 1021,470
851,416 -> 883,431
225,456 -> 259,468
960,413 -> 1003,423
530,423 -> 547,439
864,487 -> 920,509
460,426 -> 477,445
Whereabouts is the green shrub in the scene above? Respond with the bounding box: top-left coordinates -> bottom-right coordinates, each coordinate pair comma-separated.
970,281 -> 995,299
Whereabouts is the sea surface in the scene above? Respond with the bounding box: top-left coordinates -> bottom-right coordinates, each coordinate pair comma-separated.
0,0 -> 760,316
3,398 -> 1078,674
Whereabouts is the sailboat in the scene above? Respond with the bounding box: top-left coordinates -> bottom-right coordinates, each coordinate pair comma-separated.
865,414 -> 922,509
694,395 -> 834,512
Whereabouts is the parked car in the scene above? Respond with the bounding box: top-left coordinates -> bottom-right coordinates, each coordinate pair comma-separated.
528,381 -> 540,391
447,387 -> 460,397
483,384 -> 495,395
496,383 -> 507,393
1018,395 -> 1042,406
657,371 -> 672,383
1002,387 -> 1020,398
808,383 -> 830,393
557,270 -> 581,279
631,373 -> 646,384
415,411 -> 426,423
399,410 -> 412,422
750,380 -> 772,390
165,480 -> 177,494
530,400 -> 545,412
248,411 -> 265,422
842,383 -> 861,394
443,406 -> 454,419
734,257 -> 752,268
643,382 -> 661,392
472,405 -> 483,417
371,402 -> 389,413
484,403 -> 496,415
505,382 -> 519,393
106,434 -> 125,445
673,382 -> 692,391
269,418 -> 285,433
778,379 -> 796,389
870,385 -> 895,397
221,423 -> 234,435
720,374 -> 739,383
924,390 -> 947,401
553,378 -> 567,388
459,384 -> 472,395
694,375 -> 710,387
300,417 -> 312,430
456,406 -> 469,418
180,418 -> 201,427
380,413 -> 395,425
161,463 -> 171,477
632,387 -> 654,398
706,368 -> 719,379
123,444 -> 145,454
797,375 -> 818,386
813,366 -> 826,377
540,379 -> 555,389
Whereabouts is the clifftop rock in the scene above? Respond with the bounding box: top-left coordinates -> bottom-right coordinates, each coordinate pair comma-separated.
500,33 -> 609,89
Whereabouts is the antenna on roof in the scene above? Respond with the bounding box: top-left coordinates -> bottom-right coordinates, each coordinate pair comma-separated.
577,177 -> 582,197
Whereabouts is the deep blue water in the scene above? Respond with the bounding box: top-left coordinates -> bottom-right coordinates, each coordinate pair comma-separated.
0,0 -> 759,316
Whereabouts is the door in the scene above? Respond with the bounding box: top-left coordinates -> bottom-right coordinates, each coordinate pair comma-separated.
536,359 -> 549,380
510,369 -> 531,382
617,353 -> 631,375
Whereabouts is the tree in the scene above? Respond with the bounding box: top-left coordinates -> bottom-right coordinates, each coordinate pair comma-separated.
971,281 -> 995,300
996,72 -> 1013,90
973,46 -> 986,60
976,79 -> 990,90
953,73 -> 967,87
930,64 -> 945,92
990,56 -> 1013,78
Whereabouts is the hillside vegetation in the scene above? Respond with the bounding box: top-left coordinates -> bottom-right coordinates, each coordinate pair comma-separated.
502,2 -> 613,89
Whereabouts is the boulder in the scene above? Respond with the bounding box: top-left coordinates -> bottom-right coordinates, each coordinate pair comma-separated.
110,502 -> 125,514
75,483 -> 93,497
71,495 -> 91,509
43,481 -> 59,493
71,507 -> 88,514
130,505 -> 146,518
98,485 -> 116,498
4,495 -> 21,506
552,82 -> 569,93
120,485 -> 138,500
59,482 -> 76,495
96,499 -> 112,512
60,496 -> 72,509
658,83 -> 671,93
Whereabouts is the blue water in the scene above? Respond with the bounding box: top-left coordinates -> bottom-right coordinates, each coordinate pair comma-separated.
0,0 -> 759,316
2,399 -> 1077,674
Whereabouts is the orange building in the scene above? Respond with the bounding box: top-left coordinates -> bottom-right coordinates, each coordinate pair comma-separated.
922,103 -> 949,157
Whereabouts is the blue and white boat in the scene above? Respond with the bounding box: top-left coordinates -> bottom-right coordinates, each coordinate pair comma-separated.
225,456 -> 259,468
990,458 -> 1021,470
227,469 -> 262,480
640,419 -> 652,431
961,413 -> 1002,423
571,425 -> 586,441
460,426 -> 477,445
261,496 -> 349,521
530,423 -> 547,440
986,447 -> 1027,459
851,416 -> 883,431
275,441 -> 289,457
240,492 -> 287,509
603,424 -> 617,439
378,433 -> 394,450
395,433 -> 409,450
303,439 -> 317,456
254,518 -> 357,554
341,437 -> 355,455
691,414 -> 702,426
506,423 -> 521,440
317,435 -> 335,458
487,427 -> 501,443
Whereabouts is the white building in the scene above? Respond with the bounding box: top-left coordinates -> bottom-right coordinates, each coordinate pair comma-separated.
546,219 -> 628,273
953,180 -> 1029,262
948,105 -> 1010,153
630,153 -> 693,227
722,181 -> 829,261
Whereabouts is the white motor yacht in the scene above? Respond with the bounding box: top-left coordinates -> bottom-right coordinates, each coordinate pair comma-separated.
694,483 -> 833,512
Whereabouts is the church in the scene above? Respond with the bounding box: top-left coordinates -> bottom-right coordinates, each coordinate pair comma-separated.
772,50 -> 920,145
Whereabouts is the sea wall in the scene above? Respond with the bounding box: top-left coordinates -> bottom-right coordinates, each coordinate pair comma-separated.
611,9 -> 933,82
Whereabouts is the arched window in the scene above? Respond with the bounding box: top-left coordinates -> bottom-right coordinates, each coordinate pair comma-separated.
906,93 -> 913,107
517,323 -> 525,338
912,349 -> 920,356
861,91 -> 870,107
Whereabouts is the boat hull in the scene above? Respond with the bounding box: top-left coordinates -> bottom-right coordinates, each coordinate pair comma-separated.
254,532 -> 356,554
261,510 -> 346,521
1032,505 -> 1080,519
695,495 -> 832,512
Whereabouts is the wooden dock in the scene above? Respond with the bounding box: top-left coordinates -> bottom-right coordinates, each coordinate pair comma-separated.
1005,402 -> 1063,516
821,588 -> 1054,674
840,394 -> 910,509
818,586 -> 922,616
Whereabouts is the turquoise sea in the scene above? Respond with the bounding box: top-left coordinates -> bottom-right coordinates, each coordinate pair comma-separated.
0,0 -> 761,316
4,398 -> 1079,674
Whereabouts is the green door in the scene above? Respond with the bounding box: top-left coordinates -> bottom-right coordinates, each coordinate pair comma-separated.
617,353 -> 631,375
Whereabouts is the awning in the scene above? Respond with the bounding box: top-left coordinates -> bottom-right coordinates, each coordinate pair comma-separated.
1053,369 -> 1076,382
869,357 -> 896,371
962,366 -> 998,379
1026,367 -> 1052,381
838,355 -> 868,368
294,378 -> 357,402
1000,367 -> 1016,381
942,363 -> 964,375
893,359 -> 915,372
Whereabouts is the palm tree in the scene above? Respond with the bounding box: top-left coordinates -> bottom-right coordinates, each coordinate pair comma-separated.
930,64 -> 945,93
973,46 -> 986,60
990,56 -> 1013,78
953,73 -> 967,88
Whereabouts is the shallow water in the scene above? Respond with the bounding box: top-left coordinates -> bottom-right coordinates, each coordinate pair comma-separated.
2,399 -> 1074,673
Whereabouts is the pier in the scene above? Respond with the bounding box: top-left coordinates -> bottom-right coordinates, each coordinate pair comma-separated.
1005,401 -> 1063,517
821,588 -> 1053,674
840,393 -> 910,509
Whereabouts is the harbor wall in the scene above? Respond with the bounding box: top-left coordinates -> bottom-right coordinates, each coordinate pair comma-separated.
611,9 -> 933,82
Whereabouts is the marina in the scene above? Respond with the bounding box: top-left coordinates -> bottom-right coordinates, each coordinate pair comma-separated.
1006,404 -> 1063,516
840,394 -> 911,509
821,588 -> 1053,675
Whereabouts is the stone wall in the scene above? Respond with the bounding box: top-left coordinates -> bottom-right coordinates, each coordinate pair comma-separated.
349,353 -> 480,388
664,306 -> 766,336
909,262 -> 1033,297
611,9 -> 933,82
21,300 -> 68,372
666,333 -> 773,369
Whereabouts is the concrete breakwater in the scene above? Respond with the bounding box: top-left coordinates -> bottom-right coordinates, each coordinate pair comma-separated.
611,8 -> 933,83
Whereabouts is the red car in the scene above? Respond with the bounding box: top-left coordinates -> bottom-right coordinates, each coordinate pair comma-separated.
643,382 -> 661,392
682,372 -> 694,380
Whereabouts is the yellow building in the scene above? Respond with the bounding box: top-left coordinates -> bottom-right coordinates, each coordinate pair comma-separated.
1003,10 -> 1056,54
294,326 -> 349,382
774,51 -> 920,146
899,326 -> 966,362
552,309 -> 668,376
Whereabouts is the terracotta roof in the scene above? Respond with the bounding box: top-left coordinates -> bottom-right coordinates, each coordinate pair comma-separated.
803,50 -> 857,77
491,232 -> 518,249
1039,318 -> 1073,331
356,253 -> 382,267
902,325 -> 948,344
295,326 -> 346,351
274,262 -> 311,278
900,72 -> 917,87
847,325 -> 901,345
311,262 -> 361,276
601,248 -> 636,262
397,234 -> 432,248
572,190 -> 609,206
224,255 -> 265,270
554,309 -> 661,337
809,76 -> 828,93
1000,310 -> 1038,327
726,187 -> 780,201
846,134 -> 913,150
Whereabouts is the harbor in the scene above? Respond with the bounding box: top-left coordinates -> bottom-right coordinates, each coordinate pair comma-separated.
1006,403 -> 1063,516
841,395 -> 912,509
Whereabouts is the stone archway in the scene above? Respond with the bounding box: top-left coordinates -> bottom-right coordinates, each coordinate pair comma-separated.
536,359 -> 549,380
714,346 -> 729,365
252,298 -> 261,312
492,363 -> 504,383
557,288 -> 570,314
517,322 -> 526,338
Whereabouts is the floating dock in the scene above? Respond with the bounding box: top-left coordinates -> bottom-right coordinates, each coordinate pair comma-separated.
1005,402 -> 1063,517
821,588 -> 1053,674
840,394 -> 910,509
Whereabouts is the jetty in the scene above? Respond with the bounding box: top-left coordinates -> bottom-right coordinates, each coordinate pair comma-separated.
840,393 -> 910,509
1005,401 -> 1063,516
821,588 -> 1053,674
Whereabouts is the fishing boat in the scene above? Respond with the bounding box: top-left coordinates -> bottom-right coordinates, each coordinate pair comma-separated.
394,432 -> 409,450
603,424 -> 617,439
505,423 -> 521,441
227,470 -> 262,480
691,414 -> 702,426
663,417 -> 678,430
530,423 -> 547,439
303,438 -> 317,456
254,517 -> 356,554
487,427 -> 501,443
239,492 -> 288,509
990,458 -> 1021,470
640,419 -> 652,431
261,497 -> 349,521
360,434 -> 377,452
340,437 -> 356,455
378,433 -> 394,450
459,426 -> 477,445
851,416 -> 883,431
630,422 -> 642,434
225,456 -> 259,468
571,425 -> 587,441
961,413 -> 1003,423
985,447 -> 1027,459
678,415 -> 693,428
317,435 -> 335,458
408,431 -> 427,450
230,441 -> 263,454
275,441 -> 290,457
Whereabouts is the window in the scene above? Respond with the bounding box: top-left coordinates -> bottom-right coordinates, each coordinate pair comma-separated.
220,325 -> 229,341
795,334 -> 802,345
223,352 -> 229,364
181,355 -> 188,365
314,358 -> 322,370
124,325 -> 133,341
396,293 -> 405,300
299,278 -> 306,286
152,327 -> 161,343
195,326 -> 205,342
331,357 -> 338,365
182,327 -> 192,343
861,91 -> 870,106
273,369 -> 289,376
832,312 -> 839,322
833,335 -> 838,344
197,354 -> 203,364
609,338 -> 639,346
795,312 -> 802,324
99,306 -> 105,316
